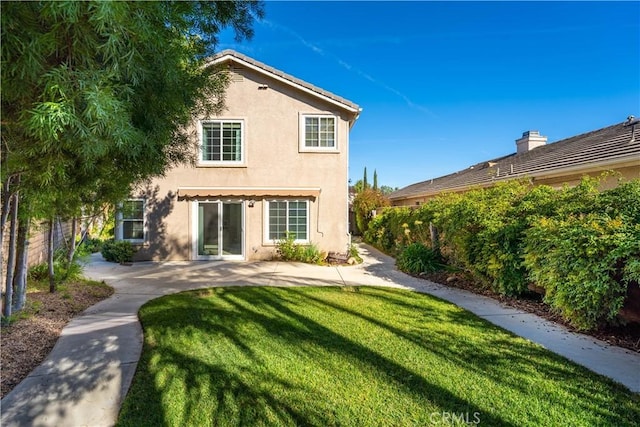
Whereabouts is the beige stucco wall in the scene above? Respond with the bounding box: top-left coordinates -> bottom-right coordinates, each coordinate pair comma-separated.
125,64 -> 353,261
533,164 -> 639,190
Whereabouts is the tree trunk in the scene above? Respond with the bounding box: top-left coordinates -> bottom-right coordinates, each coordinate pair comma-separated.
12,216 -> 30,312
67,216 -> 78,263
0,176 -> 13,253
429,222 -> 440,256
1,175 -> 15,314
3,192 -> 19,317
78,213 -> 97,247
48,218 -> 56,293
95,206 -> 110,238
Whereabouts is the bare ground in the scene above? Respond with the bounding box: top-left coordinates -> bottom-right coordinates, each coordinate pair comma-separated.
1,280 -> 113,398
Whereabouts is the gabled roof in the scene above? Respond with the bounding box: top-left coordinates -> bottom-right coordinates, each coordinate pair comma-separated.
389,120 -> 640,201
208,49 -> 361,118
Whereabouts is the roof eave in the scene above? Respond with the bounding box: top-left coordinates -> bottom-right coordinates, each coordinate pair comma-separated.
525,154 -> 640,181
390,155 -> 640,202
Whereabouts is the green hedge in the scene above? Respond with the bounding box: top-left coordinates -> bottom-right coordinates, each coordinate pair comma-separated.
101,240 -> 135,263
364,177 -> 640,330
276,232 -> 323,264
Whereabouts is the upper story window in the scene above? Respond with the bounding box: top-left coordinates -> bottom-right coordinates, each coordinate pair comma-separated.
200,120 -> 244,164
120,199 -> 145,242
300,115 -> 337,151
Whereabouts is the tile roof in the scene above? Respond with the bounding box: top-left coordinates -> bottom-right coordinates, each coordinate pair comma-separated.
209,49 -> 361,114
389,120 -> 640,201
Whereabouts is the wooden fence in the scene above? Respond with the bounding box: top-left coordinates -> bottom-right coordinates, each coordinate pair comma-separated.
1,219 -> 73,294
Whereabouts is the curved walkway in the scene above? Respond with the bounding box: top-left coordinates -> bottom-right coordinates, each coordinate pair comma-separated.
1,244 -> 639,426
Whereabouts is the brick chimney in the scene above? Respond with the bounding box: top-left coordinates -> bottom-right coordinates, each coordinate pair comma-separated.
516,130 -> 547,154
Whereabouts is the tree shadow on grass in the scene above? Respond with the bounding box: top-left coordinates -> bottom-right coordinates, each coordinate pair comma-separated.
120,292 -> 351,426
282,286 -> 640,425
120,287 -> 516,426
120,346 -> 331,426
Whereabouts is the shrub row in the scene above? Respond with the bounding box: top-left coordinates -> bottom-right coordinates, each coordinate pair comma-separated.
365,177 -> 640,330
276,232 -> 323,264
101,240 -> 135,263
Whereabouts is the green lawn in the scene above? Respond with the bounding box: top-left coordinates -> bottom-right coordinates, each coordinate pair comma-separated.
118,286 -> 639,426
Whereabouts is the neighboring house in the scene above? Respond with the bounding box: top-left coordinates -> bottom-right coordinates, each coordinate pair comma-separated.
389,118 -> 640,207
115,50 -> 361,261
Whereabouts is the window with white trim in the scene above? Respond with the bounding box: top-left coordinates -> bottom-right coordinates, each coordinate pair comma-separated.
200,120 -> 243,164
267,200 -> 309,242
121,199 -> 145,241
300,115 -> 336,150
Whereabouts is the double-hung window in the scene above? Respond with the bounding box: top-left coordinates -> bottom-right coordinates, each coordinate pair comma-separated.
300,115 -> 336,151
200,120 -> 244,164
120,199 -> 145,242
267,200 -> 309,242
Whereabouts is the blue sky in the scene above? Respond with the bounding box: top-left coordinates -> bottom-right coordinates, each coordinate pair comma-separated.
219,1 -> 640,189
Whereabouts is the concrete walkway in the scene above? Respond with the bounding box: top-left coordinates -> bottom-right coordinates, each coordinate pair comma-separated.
1,244 -> 639,426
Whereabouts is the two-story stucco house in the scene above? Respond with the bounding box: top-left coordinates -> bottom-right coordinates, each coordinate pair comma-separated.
115,50 -> 361,261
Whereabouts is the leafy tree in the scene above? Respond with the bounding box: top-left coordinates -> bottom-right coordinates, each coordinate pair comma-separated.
379,185 -> 397,196
353,188 -> 389,234
1,1 -> 264,313
351,170 -> 393,235
352,174 -> 395,195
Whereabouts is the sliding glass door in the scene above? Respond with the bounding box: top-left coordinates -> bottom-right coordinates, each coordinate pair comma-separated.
195,201 -> 243,260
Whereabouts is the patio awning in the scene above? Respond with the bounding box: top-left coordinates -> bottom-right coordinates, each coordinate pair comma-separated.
177,187 -> 321,200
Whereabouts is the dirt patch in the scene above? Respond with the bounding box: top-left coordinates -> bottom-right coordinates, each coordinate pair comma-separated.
1,280 -> 114,398
422,271 -> 640,353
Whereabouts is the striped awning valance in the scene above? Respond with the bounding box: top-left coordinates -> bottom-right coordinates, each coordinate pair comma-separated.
177,187 -> 321,200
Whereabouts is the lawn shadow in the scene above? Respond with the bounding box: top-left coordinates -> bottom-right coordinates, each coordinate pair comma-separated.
120,292 -> 346,426
294,286 -> 640,423
121,287 -> 516,426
